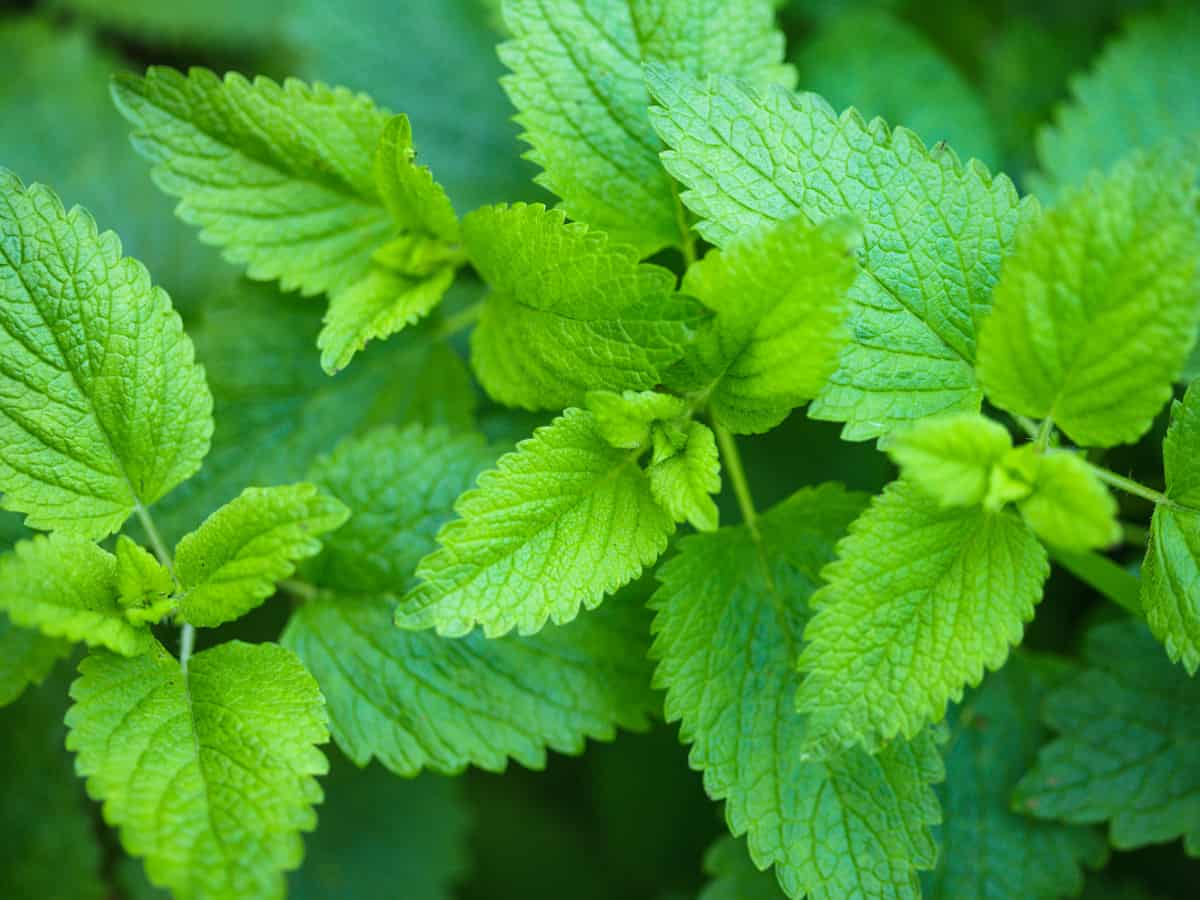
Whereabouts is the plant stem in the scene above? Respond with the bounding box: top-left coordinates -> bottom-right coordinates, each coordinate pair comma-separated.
1084,462 -> 1175,508
1034,417 -> 1055,450
279,579 -> 319,602
135,502 -> 175,577
712,419 -> 759,538
1013,415 -> 1040,440
435,300 -> 483,340
1047,547 -> 1143,618
179,623 -> 195,675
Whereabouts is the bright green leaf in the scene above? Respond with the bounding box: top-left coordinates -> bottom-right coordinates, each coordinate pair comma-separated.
373,114 -> 458,241
114,536 -> 176,625
1163,380 -> 1200,508
67,640 -> 329,900
1015,619 -> 1200,855
923,653 -> 1107,899
0,533 -> 153,656
677,216 -> 858,434
175,484 -> 349,628
977,150 -> 1200,447
1033,6 -> 1200,198
398,408 -> 674,636
586,390 -> 688,451
1013,449 -> 1120,552
0,171 -> 212,538
793,9 -> 998,165
500,0 -> 793,255
648,68 -> 1034,439
464,203 -> 704,410
884,413 -> 1014,508
797,479 -> 1049,755
647,421 -> 720,532
651,485 -> 942,898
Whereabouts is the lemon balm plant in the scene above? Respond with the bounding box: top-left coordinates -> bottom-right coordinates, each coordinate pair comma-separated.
2,1 -> 1200,898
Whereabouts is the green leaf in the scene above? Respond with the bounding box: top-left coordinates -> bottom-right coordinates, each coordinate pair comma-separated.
146,282 -> 476,544
0,614 -> 70,708
318,266 -> 457,375
0,171 -> 212,538
651,485 -> 942,899
792,9 -> 998,165
0,533 -> 153,656
1015,619 -> 1200,855
112,68 -> 393,299
586,390 -> 689,451
884,413 -> 1014,508
1012,449 -> 1120,552
175,484 -> 350,628
647,68 -> 1034,439
114,536 -> 175,625
677,216 -> 858,434
0,674 -> 106,900
463,203 -> 703,410
373,115 -> 458,241
1033,6 -> 1200,198
923,653 -> 1107,900
499,0 -> 793,255
977,150 -> 1200,447
1143,381 -> 1200,672
67,640 -> 329,900
287,0 -> 537,213
284,425 -> 656,774
398,408 -> 674,636
797,479 -> 1049,755
647,420 -> 721,532
698,837 -> 785,900
290,758 -> 469,900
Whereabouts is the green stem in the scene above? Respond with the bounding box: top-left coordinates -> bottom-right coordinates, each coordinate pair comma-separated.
135,502 -> 175,577
435,300 -> 483,340
179,623 -> 195,675
1084,462 -> 1175,508
1013,415 -> 1040,440
279,579 -> 319,602
1034,417 -> 1055,451
669,179 -> 698,267
712,419 -> 759,538
1047,547 -> 1143,618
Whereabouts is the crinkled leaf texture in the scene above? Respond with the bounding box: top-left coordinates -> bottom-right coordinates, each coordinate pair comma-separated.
977,150 -> 1200,448
500,0 -> 793,255
648,68 -> 1034,439
652,485 -> 943,899
1143,381 -> 1200,673
1013,449 -> 1119,552
884,412 -> 1013,508
0,613 -> 70,707
112,68 -> 393,298
1033,6 -> 1200,197
798,479 -> 1049,755
923,653 -> 1107,899
1015,619 -> 1200,856
676,215 -> 857,434
398,408 -> 675,637
283,425 -> 657,774
67,640 -> 329,900
0,532 -> 154,656
464,203 -> 704,410
0,171 -> 211,537
647,420 -> 721,532
174,484 -> 349,628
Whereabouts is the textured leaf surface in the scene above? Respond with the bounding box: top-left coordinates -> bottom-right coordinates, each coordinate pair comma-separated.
149,282 -> 476,543
291,758 -> 469,900
0,675 -> 106,900
923,653 -> 1107,899
0,533 -> 153,656
284,425 -> 657,774
175,484 -> 349,628
648,420 -> 720,532
884,413 -> 1013,508
287,0 -> 537,213
67,641 -> 329,900
500,0 -> 792,254
465,204 -> 702,410
586,389 -> 688,451
698,837 -> 785,900
677,216 -> 856,433
399,408 -> 674,637
0,171 -> 212,537
798,479 -> 1049,754
977,150 -> 1200,447
1143,382 -> 1200,672
1015,619 -> 1200,855
1014,450 -> 1119,552
1033,7 -> 1200,197
793,9 -> 997,165
113,68 -> 394,298
648,68 -> 1033,439
652,485 -> 943,899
